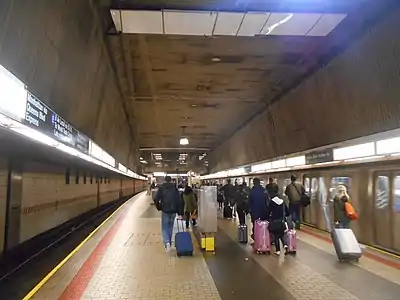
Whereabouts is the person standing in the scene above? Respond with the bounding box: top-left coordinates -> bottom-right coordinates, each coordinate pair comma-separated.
183,185 -> 197,229
248,178 -> 269,240
333,185 -> 351,228
236,182 -> 250,225
284,175 -> 305,229
154,176 -> 181,252
267,194 -> 290,255
222,179 -> 237,217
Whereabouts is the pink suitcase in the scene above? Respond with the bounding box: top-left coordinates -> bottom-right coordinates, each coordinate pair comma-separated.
253,220 -> 271,254
286,229 -> 297,254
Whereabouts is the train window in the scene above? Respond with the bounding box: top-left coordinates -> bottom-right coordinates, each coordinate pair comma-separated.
393,176 -> 400,212
330,177 -> 351,201
375,176 -> 389,209
311,178 -> 318,202
304,177 -> 310,194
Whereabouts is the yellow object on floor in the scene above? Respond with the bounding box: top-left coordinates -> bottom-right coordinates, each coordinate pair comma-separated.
200,233 -> 215,252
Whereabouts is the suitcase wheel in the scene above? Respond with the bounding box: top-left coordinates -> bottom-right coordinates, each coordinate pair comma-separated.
267,251 -> 271,255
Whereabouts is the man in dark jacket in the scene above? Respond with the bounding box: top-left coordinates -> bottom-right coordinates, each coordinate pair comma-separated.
235,182 -> 250,225
222,179 -> 237,216
248,178 -> 269,240
284,174 -> 305,229
154,176 -> 180,252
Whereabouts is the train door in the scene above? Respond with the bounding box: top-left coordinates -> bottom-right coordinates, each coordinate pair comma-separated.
373,173 -> 392,250
392,175 -> 400,252
318,177 -> 331,231
302,176 -> 311,223
310,177 -> 319,225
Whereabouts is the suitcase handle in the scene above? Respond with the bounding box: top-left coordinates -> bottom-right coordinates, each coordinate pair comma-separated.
176,218 -> 185,233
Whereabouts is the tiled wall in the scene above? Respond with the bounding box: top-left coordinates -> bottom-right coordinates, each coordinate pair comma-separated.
0,159 -> 146,251
20,172 -> 98,243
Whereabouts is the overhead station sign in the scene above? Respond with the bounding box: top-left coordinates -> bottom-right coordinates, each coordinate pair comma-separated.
24,92 -> 89,153
305,149 -> 333,165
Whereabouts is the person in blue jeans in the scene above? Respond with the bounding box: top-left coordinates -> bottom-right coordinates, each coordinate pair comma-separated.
284,175 -> 305,229
154,176 -> 181,252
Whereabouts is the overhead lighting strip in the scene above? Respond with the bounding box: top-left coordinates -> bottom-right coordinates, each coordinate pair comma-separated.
200,129 -> 400,180
0,64 -> 146,180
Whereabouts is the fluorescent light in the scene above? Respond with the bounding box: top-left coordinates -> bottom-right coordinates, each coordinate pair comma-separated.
180,137 -> 189,145
153,172 -> 166,177
272,159 -> 286,169
0,112 -> 146,180
344,155 -> 385,163
0,64 -> 27,122
286,155 -> 306,167
334,142 -> 375,160
376,137 -> 400,155
251,162 -> 271,172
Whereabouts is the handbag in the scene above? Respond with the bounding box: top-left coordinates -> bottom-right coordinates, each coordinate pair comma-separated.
292,183 -> 310,207
345,202 -> 358,220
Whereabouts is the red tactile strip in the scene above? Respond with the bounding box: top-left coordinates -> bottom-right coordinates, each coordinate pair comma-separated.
301,227 -> 400,270
58,206 -> 128,300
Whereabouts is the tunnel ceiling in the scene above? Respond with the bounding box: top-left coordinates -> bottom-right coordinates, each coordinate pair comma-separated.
106,0 -> 379,170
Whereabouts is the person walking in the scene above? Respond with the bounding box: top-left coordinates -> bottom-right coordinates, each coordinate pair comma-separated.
284,175 -> 306,229
154,176 -> 181,252
248,178 -> 269,240
236,182 -> 250,225
267,194 -> 290,255
183,185 -> 197,228
333,185 -> 352,228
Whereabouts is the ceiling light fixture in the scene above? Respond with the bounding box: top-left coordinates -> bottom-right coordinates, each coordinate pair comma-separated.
179,126 -> 189,146
211,57 -> 221,62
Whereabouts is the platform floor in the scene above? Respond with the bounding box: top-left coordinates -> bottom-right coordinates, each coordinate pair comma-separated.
27,193 -> 400,300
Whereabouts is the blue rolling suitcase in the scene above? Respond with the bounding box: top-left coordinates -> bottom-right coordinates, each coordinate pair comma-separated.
175,220 -> 194,257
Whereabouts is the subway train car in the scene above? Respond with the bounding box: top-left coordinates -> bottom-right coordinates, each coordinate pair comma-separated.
225,159 -> 400,255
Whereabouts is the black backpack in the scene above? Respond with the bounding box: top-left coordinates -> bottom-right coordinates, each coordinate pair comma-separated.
161,186 -> 179,214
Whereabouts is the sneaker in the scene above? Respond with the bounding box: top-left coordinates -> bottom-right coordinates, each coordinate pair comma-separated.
274,251 -> 281,255
284,245 -> 289,255
165,242 -> 171,252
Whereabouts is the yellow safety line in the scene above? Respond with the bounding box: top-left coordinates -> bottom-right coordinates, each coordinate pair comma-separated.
22,200 -> 130,300
302,223 -> 400,259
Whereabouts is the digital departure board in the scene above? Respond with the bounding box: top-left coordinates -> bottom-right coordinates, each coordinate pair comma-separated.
24,92 -> 89,153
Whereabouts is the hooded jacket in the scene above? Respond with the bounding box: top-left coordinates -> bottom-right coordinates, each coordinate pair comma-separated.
248,185 -> 269,221
267,196 -> 290,221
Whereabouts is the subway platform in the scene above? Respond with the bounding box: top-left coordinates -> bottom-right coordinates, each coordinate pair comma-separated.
24,193 -> 400,300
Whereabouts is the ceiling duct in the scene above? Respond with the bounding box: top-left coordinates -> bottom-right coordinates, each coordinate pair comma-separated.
110,9 -> 346,37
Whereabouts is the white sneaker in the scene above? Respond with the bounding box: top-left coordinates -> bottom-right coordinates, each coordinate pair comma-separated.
274,251 -> 281,255
165,242 -> 171,252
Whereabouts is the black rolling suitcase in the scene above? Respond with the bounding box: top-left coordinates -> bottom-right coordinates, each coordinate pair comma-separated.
238,224 -> 248,244
223,205 -> 233,218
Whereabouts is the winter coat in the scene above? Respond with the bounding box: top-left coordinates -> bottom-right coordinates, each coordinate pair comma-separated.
267,196 -> 290,221
248,185 -> 269,221
333,195 -> 349,223
285,182 -> 305,204
183,191 -> 197,213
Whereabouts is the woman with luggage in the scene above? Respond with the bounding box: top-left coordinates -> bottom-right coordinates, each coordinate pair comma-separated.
267,193 -> 290,255
333,185 -> 351,229
183,185 -> 197,229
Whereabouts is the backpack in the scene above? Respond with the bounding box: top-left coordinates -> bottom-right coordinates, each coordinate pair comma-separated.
161,186 -> 179,214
